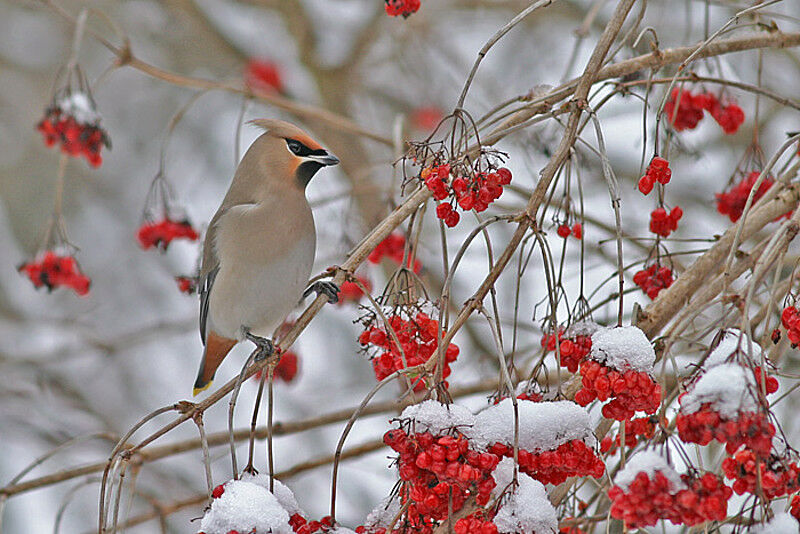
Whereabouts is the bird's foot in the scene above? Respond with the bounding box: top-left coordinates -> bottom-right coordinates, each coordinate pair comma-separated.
303,280 -> 340,304
245,332 -> 274,361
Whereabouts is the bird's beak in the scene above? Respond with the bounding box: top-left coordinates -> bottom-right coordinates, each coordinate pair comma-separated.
307,152 -> 340,166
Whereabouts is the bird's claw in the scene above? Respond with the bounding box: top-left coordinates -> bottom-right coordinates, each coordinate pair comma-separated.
303,280 -> 340,304
245,332 -> 274,361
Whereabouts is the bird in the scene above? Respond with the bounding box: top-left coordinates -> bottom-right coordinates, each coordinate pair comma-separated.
193,119 -> 340,395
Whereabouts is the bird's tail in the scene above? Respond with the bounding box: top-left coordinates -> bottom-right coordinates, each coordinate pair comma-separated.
193,332 -> 237,396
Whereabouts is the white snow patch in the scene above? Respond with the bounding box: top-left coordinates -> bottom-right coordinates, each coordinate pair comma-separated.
705,329 -> 763,368
240,473 -> 304,516
199,479 -> 291,534
681,363 -> 758,418
330,527 -> 358,534
613,450 -> 684,491
398,400 -> 475,435
491,458 -> 558,534
751,513 -> 799,533
364,496 -> 401,529
58,92 -> 101,124
467,399 -> 593,451
590,326 -> 655,373
566,320 -> 600,338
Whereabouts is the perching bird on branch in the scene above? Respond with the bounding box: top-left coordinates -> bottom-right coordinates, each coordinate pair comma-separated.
193,119 -> 340,395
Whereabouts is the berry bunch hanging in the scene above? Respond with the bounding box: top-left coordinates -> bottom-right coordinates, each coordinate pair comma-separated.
37,92 -> 111,168
721,449 -> 800,499
540,326 -> 594,373
18,250 -> 91,296
676,403 -> 775,458
556,222 -> 583,240
137,218 -> 199,251
384,0 -> 421,18
781,305 -> 800,347
649,206 -> 683,237
715,170 -> 774,223
337,275 -> 372,306
600,416 -> 658,455
358,310 -> 458,391
633,263 -> 674,299
421,164 -> 512,228
638,156 -> 672,195
664,88 -> 745,134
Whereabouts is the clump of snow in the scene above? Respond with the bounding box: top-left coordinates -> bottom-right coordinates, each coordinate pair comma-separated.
467,399 -> 593,451
566,320 -> 600,337
364,496 -> 401,529
613,450 -> 684,491
681,363 -> 759,418
240,473 -> 304,516
590,326 -> 655,373
751,513 -> 799,533
199,478 -> 291,534
398,400 -> 475,435
57,92 -> 101,124
704,329 -> 763,368
491,458 -> 558,534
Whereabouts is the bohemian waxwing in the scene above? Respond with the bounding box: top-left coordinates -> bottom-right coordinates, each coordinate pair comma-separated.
193,119 -> 339,395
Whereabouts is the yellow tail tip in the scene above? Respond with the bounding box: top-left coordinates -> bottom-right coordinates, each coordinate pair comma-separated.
193,381 -> 213,396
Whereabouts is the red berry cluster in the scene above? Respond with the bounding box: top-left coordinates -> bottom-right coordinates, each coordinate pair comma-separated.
753,366 -> 779,395
609,470 -> 731,528
368,233 -> 421,273
384,0 -> 421,17
633,263 -> 674,300
600,416 -> 658,454
781,305 -> 800,347
649,206 -> 683,237
722,449 -> 800,499
559,526 -> 586,534
137,218 -> 199,251
291,514 -> 332,534
383,428 -> 499,534
541,329 -> 592,373
175,275 -> 197,295
244,58 -> 284,93
359,312 -> 458,391
338,276 -> 372,305
665,88 -> 745,134
37,103 -> 111,167
715,171 -> 774,223
792,494 -> 800,522
486,439 -> 605,485
422,165 -> 512,228
19,251 -> 91,296
574,360 -> 661,420
454,512 -> 497,534
638,157 -> 672,195
675,403 -> 775,458
556,223 -> 583,240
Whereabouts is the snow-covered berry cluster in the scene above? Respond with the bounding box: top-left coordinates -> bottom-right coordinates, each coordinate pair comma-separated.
676,403 -> 774,458
715,170 -> 773,223
649,206 -> 683,237
608,451 -> 732,528
422,164 -> 512,228
18,250 -> 91,296
368,233 -> 421,273
664,88 -> 745,134
633,263 -> 674,300
638,156 -> 672,195
136,218 -> 199,251
573,326 -> 661,421
359,311 -> 458,391
37,92 -> 111,167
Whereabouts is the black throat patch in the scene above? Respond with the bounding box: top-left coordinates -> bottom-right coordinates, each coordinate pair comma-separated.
296,161 -> 324,187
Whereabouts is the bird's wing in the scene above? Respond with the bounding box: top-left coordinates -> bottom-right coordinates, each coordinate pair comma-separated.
198,265 -> 218,345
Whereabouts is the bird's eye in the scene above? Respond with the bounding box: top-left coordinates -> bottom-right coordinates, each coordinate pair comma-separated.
287,140 -> 302,155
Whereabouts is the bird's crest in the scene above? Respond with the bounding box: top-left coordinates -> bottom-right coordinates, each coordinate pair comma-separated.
248,119 -> 322,151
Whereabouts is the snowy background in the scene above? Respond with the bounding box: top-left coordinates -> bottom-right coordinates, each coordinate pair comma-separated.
1,0 -> 799,532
